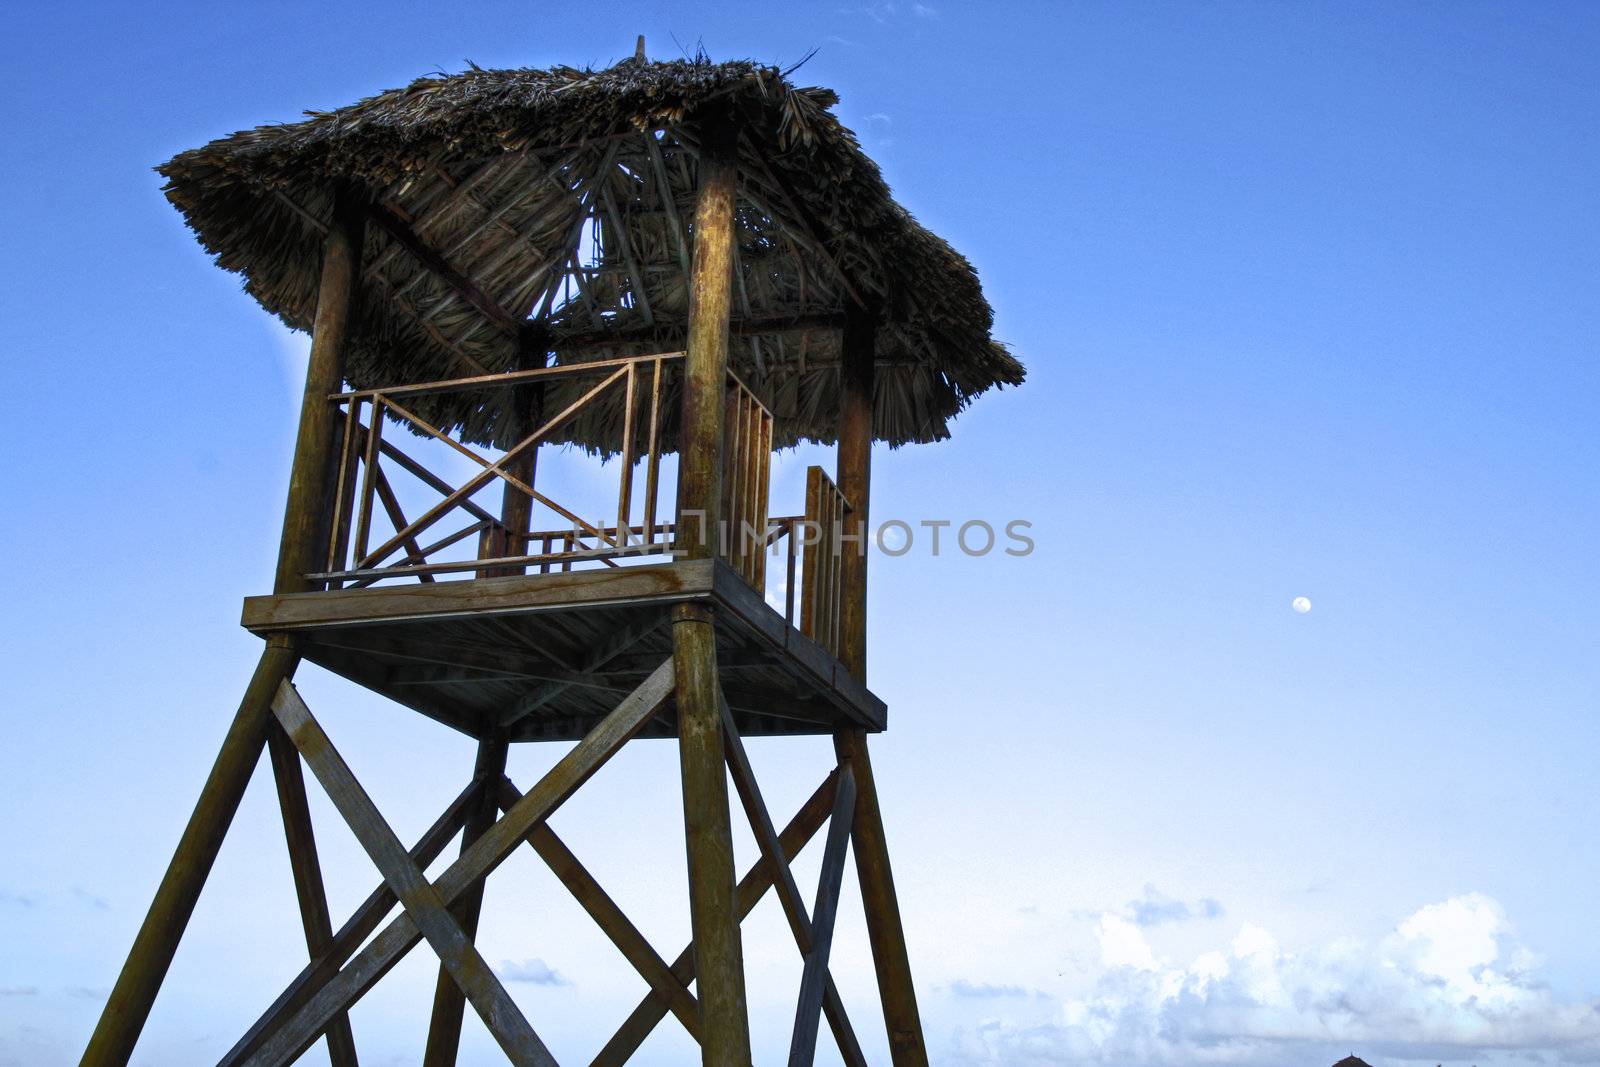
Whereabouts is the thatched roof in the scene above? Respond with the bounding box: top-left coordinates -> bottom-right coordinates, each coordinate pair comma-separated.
158,52 -> 1022,451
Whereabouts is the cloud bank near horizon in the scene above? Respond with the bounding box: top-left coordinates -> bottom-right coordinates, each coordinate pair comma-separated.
946,893 -> 1600,1067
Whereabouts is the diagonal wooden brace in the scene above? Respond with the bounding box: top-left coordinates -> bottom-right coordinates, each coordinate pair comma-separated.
265,724 -> 360,1067
592,768 -> 842,1067
270,681 -> 557,1067
495,778 -> 702,1040
721,703 -> 867,1067
219,778 -> 481,1067
788,766 -> 857,1066
245,657 -> 676,1067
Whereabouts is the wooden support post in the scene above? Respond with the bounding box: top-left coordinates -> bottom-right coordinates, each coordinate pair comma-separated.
833,731 -> 926,1066
834,301 -> 930,1065
80,641 -> 299,1067
674,604 -> 751,1066
276,185 -> 368,594
671,105 -> 751,1067
674,108 -> 737,562
836,301 -> 874,682
271,682 -> 556,1067
266,725 -> 359,1067
490,335 -> 546,577
422,734 -> 510,1067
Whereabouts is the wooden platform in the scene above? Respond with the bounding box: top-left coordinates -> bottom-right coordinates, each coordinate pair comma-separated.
242,559 -> 887,741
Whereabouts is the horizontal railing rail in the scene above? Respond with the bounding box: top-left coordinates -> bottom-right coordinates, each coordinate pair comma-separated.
319,353 -> 682,588
315,353 -> 779,592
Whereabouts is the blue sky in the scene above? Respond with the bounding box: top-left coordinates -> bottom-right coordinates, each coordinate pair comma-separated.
3,2 -> 1598,1065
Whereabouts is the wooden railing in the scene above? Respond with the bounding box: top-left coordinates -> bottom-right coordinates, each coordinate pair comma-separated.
315,353 -> 783,591
722,371 -> 773,589
797,466 -> 851,659
318,354 -> 680,587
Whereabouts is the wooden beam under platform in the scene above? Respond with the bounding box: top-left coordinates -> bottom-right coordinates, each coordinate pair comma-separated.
241,559 -> 888,740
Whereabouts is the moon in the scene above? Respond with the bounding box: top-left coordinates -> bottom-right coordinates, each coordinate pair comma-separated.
1292,596 -> 1312,614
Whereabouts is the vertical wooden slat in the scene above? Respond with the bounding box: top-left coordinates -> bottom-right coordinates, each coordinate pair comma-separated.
353,397 -> 384,564
754,406 -> 772,587
800,467 -> 823,641
326,398 -> 361,578
617,361 -> 637,545
785,518 -> 799,626
643,357 -> 663,545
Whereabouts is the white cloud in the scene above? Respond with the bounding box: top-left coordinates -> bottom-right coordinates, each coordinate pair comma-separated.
948,894 -> 1600,1066
1097,915 -> 1157,971
498,957 -> 571,987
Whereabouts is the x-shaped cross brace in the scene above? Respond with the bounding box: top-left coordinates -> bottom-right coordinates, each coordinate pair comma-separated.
230,656 -> 870,1066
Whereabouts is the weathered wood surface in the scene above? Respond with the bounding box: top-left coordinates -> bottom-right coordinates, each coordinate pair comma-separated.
244,559 -> 717,630
218,780 -> 481,1067
788,766 -> 857,1067
674,108 -> 737,563
276,187 -> 366,595
243,660 -> 675,1066
672,602 -> 751,1065
271,682 -> 555,1066
835,728 -> 928,1066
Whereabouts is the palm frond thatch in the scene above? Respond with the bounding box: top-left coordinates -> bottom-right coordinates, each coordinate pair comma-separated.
158,54 -> 1024,451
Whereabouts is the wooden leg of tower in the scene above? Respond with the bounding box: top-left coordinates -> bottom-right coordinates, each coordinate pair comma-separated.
423,733 -> 510,1067
834,728 -> 929,1067
673,603 -> 752,1066
81,639 -> 299,1067
266,722 -> 359,1067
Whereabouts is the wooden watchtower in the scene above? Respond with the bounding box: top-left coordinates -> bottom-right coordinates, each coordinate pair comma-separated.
83,49 -> 1021,1067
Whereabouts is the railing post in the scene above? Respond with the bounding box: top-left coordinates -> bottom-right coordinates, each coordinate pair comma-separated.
672,104 -> 753,1067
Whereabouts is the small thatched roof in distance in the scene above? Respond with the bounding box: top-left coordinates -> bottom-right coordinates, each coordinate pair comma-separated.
158,52 -> 1023,451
